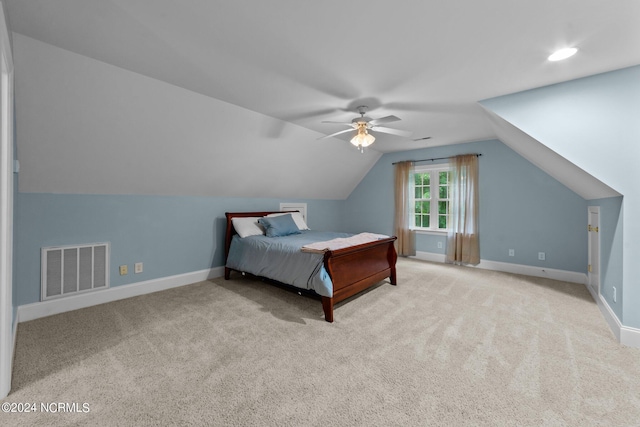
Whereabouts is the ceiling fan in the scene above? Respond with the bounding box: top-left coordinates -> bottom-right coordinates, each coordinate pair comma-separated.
319,105 -> 412,153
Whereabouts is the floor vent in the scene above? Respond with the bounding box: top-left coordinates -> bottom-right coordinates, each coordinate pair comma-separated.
41,243 -> 110,300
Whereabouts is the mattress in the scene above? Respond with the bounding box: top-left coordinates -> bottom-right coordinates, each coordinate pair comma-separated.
225,230 -> 354,297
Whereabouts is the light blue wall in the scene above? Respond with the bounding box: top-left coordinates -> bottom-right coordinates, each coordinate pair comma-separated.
589,197 -> 623,318
481,65 -> 639,328
13,141 -> 594,310
343,139 -> 588,271
14,193 -> 345,306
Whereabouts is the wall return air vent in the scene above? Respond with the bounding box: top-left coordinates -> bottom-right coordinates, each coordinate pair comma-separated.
41,243 -> 110,300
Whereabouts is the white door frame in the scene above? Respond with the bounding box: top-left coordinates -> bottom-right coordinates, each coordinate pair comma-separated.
587,206 -> 601,299
0,1 -> 14,400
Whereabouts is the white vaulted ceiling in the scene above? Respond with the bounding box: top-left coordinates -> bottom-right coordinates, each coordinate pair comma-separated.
6,0 -> 640,198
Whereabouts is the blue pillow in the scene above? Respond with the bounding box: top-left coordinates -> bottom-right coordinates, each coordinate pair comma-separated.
258,214 -> 301,237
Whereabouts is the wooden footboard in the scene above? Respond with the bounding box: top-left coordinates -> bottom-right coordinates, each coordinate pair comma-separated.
321,237 -> 397,322
224,211 -> 398,323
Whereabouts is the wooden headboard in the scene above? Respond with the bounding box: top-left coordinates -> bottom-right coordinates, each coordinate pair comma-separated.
224,211 -> 290,261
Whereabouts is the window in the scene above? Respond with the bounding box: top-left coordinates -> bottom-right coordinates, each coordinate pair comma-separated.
412,165 -> 451,232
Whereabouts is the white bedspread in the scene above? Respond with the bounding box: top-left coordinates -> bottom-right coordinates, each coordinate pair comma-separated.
301,232 -> 389,253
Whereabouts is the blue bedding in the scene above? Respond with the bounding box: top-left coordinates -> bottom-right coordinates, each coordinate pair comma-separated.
225,230 -> 353,297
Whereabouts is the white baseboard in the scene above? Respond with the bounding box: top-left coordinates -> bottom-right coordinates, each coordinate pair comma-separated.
473,259 -> 587,284
596,292 -> 622,342
411,251 -> 446,263
18,266 -> 225,323
412,251 -> 587,284
596,293 -> 640,348
620,325 -> 640,348
412,251 -> 640,349
585,280 -> 599,302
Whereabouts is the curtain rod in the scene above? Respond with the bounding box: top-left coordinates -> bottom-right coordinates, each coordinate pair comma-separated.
392,153 -> 482,165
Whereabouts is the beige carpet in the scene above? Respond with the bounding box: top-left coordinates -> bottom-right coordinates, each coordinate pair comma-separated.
2,258 -> 640,426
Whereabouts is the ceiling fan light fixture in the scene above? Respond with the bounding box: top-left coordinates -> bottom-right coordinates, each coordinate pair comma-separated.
320,105 -> 405,152
548,47 -> 578,61
350,126 -> 375,150
350,132 -> 375,147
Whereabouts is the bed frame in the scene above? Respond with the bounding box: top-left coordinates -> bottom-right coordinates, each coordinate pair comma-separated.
224,211 -> 398,322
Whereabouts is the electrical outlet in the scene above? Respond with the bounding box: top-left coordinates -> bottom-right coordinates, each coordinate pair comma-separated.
437,242 -> 443,249
538,252 -> 546,261
613,287 -> 617,303
508,249 -> 514,257
119,265 -> 128,276
134,262 -> 143,274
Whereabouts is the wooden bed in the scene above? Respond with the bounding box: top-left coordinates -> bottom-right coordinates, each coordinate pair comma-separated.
224,211 -> 398,322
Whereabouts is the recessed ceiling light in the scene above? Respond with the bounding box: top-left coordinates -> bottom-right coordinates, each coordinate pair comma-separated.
548,47 -> 578,62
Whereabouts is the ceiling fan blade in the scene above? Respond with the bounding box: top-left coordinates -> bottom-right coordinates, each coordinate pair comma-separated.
385,101 -> 476,115
317,128 -> 355,140
321,121 -> 354,126
368,115 -> 401,126
371,126 -> 413,137
278,108 -> 340,122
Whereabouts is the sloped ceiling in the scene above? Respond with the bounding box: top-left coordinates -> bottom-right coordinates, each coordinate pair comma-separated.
481,65 -> 639,200
481,107 -> 620,200
6,0 -> 640,198
13,34 -> 380,199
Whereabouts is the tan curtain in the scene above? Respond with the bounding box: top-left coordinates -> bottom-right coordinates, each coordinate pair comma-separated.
446,154 -> 480,265
394,161 -> 416,256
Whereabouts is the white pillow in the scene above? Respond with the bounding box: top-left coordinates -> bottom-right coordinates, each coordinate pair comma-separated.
232,217 -> 265,238
267,212 -> 309,230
